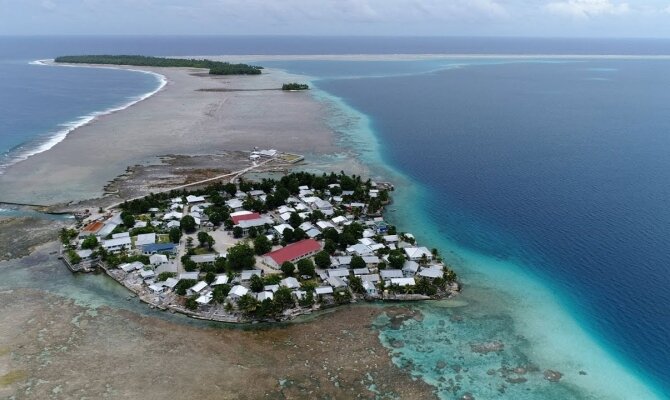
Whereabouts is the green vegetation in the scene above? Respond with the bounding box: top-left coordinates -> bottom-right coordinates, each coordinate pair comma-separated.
81,236 -> 98,250
226,243 -> 255,271
54,55 -> 262,75
282,83 -> 309,91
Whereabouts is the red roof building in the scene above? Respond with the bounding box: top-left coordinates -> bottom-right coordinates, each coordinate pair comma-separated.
232,212 -> 261,225
264,239 -> 322,268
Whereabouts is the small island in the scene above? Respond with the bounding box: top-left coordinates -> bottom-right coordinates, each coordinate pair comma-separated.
60,168 -> 459,323
54,55 -> 263,75
282,82 -> 309,91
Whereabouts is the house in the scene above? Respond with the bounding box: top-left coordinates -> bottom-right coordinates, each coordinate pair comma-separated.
390,277 -> 416,287
80,220 -> 104,236
186,195 -> 206,204
166,220 -> 180,229
135,233 -> 156,247
171,197 -> 183,204
328,268 -> 350,278
331,215 -> 347,225
362,256 -> 380,265
237,217 -> 273,235
226,198 -> 244,210
150,254 -> 168,265
334,256 -> 352,267
163,278 -> 179,290
187,281 -> 208,296
133,220 -> 148,229
263,239 -> 322,269
360,274 -> 381,283
228,285 -> 249,300
346,243 -> 373,256
179,272 -> 199,281
196,291 -> 213,305
299,222 -> 315,231
264,284 -> 280,292
155,262 -> 177,275
362,281 -> 377,295
273,224 -> 293,236
139,269 -> 155,280
404,247 -> 432,261
76,249 -> 93,259
256,291 -> 274,301
327,276 -> 347,288
112,232 -> 130,239
313,198 -> 333,211
353,267 -> 370,275
402,261 -> 420,277
279,212 -> 292,222
280,277 -> 301,289
418,267 -> 443,279
240,270 -> 263,281
315,286 -> 334,295
305,228 -> 320,238
380,269 -> 404,280
383,235 -> 399,243
316,220 -> 335,230
101,237 -> 131,253
211,274 -> 229,286
148,284 -> 164,294
120,261 -> 144,273
162,211 -> 183,221
277,206 -> 296,214
191,254 -> 217,264
142,243 -> 177,255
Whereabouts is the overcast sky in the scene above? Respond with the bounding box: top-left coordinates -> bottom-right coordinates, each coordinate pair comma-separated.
2,0 -> 670,37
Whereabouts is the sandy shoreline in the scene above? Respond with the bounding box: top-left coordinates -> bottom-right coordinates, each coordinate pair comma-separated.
0,63 -> 341,206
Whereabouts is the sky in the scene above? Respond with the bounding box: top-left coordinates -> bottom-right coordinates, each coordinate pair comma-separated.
2,0 -> 670,37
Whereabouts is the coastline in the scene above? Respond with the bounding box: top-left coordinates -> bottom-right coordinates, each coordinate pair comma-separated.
0,61 -> 348,206
0,60 -> 168,174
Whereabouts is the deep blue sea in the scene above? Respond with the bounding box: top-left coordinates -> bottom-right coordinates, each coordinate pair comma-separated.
1,36 -> 670,398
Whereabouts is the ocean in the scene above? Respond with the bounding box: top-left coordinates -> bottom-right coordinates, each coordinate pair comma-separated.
1,36 -> 669,399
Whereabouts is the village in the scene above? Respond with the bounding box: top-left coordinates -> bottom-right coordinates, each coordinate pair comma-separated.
60,165 -> 460,323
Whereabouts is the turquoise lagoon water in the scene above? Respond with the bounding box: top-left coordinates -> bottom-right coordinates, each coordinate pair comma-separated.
257,58 -> 669,399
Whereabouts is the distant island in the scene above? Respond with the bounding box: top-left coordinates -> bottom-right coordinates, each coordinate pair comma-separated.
282,83 -> 309,91
54,55 -> 263,75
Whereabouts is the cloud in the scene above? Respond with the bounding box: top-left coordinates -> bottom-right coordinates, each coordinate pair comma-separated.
546,0 -> 630,18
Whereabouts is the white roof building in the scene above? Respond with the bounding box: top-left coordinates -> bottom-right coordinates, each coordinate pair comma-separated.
150,254 -> 168,265
140,269 -> 155,280
316,220 -> 335,230
331,215 -> 348,225
418,267 -> 444,279
240,270 -> 262,281
229,285 -> 249,299
179,272 -> 199,281
211,274 -> 229,286
102,237 -> 131,252
280,277 -> 301,289
167,220 -> 180,228
112,232 -> 130,239
315,286 -> 334,295
256,291 -> 274,301
328,268 -> 350,278
404,247 -> 433,261
327,276 -> 347,288
391,277 -> 416,287
162,211 -> 183,221
273,224 -> 293,235
135,233 -> 156,247
380,269 -> 404,279
163,278 -> 179,289
189,281 -> 208,294
196,291 -> 213,304
346,243 -> 373,256
226,199 -> 244,209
